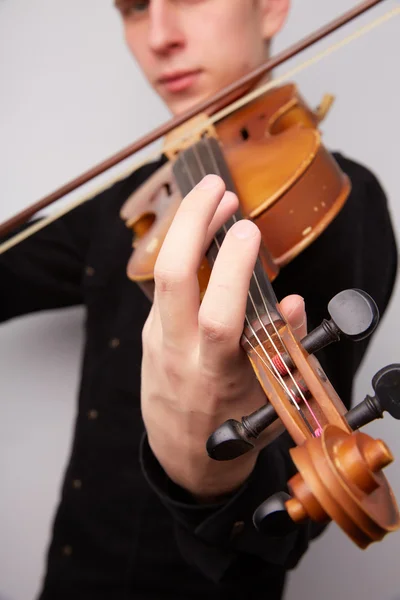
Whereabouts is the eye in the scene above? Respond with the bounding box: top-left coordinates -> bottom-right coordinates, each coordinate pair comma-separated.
131,0 -> 149,12
116,0 -> 150,18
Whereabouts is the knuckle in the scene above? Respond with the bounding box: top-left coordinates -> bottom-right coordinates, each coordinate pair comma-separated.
199,314 -> 234,344
153,266 -> 189,293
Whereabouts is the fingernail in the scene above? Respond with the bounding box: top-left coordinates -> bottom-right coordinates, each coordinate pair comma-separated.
220,191 -> 238,206
231,220 -> 257,239
198,174 -> 221,189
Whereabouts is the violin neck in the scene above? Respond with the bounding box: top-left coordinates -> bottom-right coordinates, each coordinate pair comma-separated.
172,136 -> 284,334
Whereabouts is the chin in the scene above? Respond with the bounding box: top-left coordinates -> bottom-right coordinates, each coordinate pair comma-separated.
168,91 -> 217,117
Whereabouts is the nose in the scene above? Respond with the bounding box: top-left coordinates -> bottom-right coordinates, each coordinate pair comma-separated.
148,0 -> 185,55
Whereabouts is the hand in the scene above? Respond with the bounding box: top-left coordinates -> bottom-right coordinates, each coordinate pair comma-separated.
140,175 -> 307,502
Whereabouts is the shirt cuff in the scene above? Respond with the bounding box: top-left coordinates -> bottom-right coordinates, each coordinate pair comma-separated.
139,431 -> 318,583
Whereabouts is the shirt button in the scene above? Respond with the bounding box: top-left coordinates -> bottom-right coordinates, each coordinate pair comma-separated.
109,337 -> 120,349
62,545 -> 72,557
85,266 -> 95,276
230,521 -> 245,539
88,409 -> 99,420
72,479 -> 82,489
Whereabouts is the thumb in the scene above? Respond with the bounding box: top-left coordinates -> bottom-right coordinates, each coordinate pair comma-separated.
279,294 -> 307,339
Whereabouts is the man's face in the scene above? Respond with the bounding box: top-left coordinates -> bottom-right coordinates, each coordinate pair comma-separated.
115,0 -> 289,115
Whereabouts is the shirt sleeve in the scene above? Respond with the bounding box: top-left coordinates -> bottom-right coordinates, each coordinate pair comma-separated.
0,204 -> 93,322
139,431 -> 326,584
0,164 -> 155,323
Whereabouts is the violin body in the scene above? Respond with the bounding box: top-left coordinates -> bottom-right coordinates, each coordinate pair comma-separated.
121,83 -> 350,293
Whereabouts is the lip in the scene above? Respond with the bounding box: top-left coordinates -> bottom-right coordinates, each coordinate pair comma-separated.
157,69 -> 202,93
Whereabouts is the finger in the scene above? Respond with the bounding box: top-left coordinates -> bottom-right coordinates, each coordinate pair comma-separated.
154,174 -> 226,345
203,191 -> 239,255
198,219 -> 261,371
279,294 -> 307,339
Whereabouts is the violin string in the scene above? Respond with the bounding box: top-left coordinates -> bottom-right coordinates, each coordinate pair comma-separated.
191,141 -> 322,435
197,142 -> 290,366
248,256 -> 324,434
1,4 -> 398,255
241,332 -> 317,437
200,140 -> 323,435
208,227 -> 320,436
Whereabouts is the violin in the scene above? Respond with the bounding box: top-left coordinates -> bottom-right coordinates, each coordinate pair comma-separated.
1,0 -> 399,548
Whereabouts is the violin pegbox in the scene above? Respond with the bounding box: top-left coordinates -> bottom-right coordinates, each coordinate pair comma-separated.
207,289 -> 379,459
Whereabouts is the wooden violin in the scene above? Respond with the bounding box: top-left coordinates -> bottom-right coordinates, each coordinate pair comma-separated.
1,0 -> 399,548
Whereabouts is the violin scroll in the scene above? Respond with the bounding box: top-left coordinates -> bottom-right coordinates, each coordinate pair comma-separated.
252,364 -> 400,548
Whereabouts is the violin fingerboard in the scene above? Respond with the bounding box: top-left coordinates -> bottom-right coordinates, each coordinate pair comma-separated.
172,137 -> 282,327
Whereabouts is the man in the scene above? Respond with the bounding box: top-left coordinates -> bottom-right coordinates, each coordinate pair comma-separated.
0,1 -> 397,599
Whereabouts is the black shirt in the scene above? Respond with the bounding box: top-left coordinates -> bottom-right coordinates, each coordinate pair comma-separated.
0,153 -> 397,600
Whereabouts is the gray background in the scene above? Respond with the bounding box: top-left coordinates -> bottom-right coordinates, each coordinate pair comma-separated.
0,1 -> 399,599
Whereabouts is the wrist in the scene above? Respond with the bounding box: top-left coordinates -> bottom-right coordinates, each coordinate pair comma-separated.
148,433 -> 259,502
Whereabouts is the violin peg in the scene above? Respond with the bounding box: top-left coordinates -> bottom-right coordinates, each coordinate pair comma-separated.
300,288 -> 378,357
372,364 -> 400,420
327,288 -> 379,342
206,419 -> 255,461
206,403 -> 279,461
274,289 -> 380,375
253,492 -> 299,536
346,364 -> 400,430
